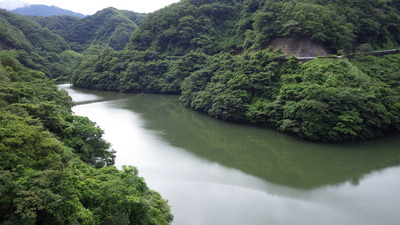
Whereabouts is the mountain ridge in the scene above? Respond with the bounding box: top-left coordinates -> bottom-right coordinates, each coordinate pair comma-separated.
12,4 -> 86,18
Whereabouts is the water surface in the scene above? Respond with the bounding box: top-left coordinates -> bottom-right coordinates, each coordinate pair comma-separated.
61,84 -> 400,225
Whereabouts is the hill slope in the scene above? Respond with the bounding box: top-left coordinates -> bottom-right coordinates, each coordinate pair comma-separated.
62,7 -> 145,51
0,9 -> 69,52
0,9 -> 80,80
71,0 -> 400,142
30,15 -> 81,36
0,49 -> 173,225
0,10 -> 173,223
12,4 -> 86,18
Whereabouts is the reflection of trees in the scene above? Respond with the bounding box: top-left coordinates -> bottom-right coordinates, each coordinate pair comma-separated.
69,86 -> 133,105
121,94 -> 400,189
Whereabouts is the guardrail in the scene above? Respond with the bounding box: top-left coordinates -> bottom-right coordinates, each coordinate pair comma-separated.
296,49 -> 399,62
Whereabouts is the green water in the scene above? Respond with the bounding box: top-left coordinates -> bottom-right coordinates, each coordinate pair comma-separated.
62,84 -> 400,225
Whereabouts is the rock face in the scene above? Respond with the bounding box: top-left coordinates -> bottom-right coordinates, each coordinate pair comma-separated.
269,37 -> 330,57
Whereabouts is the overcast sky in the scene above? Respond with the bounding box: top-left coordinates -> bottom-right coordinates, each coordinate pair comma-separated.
0,0 -> 181,15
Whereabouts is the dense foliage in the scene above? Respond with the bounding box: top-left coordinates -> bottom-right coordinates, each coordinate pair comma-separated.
1,7 -> 144,81
71,0 -> 400,141
0,9 -> 82,81
72,0 -> 248,91
73,0 -> 400,92
285,56 -> 400,141
180,49 -> 400,141
243,0 -> 400,51
31,15 -> 81,36
0,51 -> 173,224
72,46 -> 208,94
61,8 -> 145,51
0,9 -> 69,52
128,0 -> 243,55
126,0 -> 400,54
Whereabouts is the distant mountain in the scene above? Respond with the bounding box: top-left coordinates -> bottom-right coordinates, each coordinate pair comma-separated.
12,4 -> 86,18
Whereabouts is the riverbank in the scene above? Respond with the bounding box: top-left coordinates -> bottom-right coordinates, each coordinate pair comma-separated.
64,84 -> 400,225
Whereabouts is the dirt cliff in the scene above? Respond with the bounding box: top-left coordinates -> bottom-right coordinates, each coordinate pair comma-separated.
268,37 -> 330,57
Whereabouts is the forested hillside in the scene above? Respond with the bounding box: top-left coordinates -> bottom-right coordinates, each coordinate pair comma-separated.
71,0 -> 400,142
61,8 -> 145,51
0,7 -> 145,81
0,9 -> 80,81
30,8 -> 145,52
0,50 -> 173,224
126,0 -> 400,54
31,15 -> 81,36
0,8 -> 173,224
240,0 -> 400,51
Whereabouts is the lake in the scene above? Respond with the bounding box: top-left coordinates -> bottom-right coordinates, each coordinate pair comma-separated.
61,84 -> 400,225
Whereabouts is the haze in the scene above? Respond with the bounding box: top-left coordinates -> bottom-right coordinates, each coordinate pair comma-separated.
0,0 -> 181,15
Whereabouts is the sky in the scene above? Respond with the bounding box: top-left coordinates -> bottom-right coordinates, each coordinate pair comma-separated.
0,0 -> 181,15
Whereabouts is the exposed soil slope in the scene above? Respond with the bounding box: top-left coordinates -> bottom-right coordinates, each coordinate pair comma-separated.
269,37 -> 330,57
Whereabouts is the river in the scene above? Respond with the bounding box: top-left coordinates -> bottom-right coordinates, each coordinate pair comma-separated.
61,84 -> 400,225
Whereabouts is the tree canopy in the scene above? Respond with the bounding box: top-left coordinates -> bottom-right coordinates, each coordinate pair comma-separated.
70,0 -> 400,141
62,8 -> 145,51
0,50 -> 173,224
2,0 -> 399,144
0,9 -> 82,81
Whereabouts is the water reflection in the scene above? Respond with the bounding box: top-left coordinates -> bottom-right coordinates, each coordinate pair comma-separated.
61,84 -> 132,105
63,85 -> 400,225
119,94 -> 400,189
